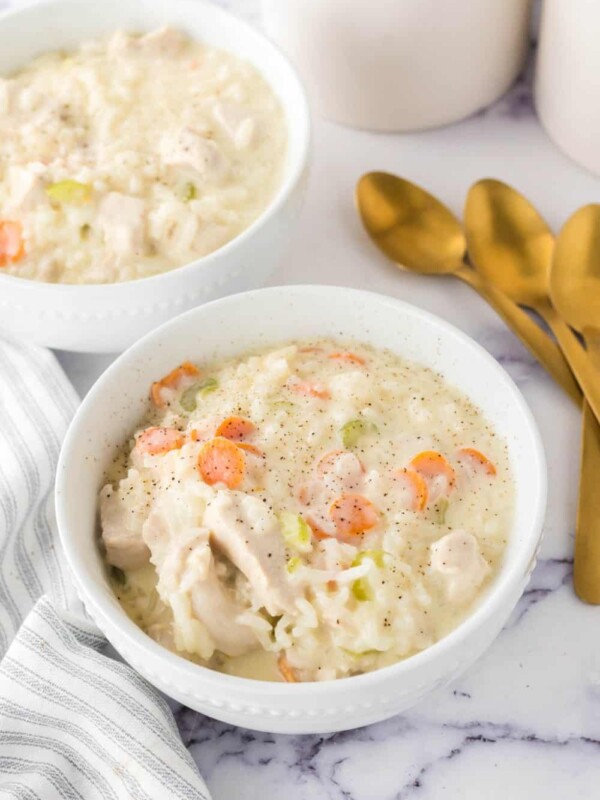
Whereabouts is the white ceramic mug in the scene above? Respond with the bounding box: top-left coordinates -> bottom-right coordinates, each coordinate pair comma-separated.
262,0 -> 532,131
536,0 -> 600,176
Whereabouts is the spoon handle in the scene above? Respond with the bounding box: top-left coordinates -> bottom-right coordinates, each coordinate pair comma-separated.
456,266 -> 582,404
546,312 -> 600,422
574,403 -> 600,603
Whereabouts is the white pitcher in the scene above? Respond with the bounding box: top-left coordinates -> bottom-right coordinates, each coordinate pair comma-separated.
536,0 -> 600,176
263,0 -> 533,131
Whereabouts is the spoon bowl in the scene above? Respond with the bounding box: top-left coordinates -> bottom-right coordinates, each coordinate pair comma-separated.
356,173 -> 465,275
465,179 -> 555,308
551,204 -> 600,338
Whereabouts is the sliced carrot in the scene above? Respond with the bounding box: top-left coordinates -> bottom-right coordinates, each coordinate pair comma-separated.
329,493 -> 380,536
289,381 -> 331,400
190,429 -> 201,442
457,447 -> 497,476
197,437 -> 245,489
278,654 -> 298,683
0,221 -> 25,267
298,346 -> 323,354
328,351 -> 366,366
236,442 -> 264,457
215,415 -> 256,442
409,450 -> 456,490
151,361 -> 200,408
307,516 -> 332,540
136,426 -> 184,456
395,467 -> 428,511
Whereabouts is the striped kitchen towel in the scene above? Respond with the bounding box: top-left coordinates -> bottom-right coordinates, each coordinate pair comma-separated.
0,337 -> 210,799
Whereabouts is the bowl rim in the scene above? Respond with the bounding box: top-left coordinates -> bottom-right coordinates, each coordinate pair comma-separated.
56,285 -> 547,698
0,0 -> 311,296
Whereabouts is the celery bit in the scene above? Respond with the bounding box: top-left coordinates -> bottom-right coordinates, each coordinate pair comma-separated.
433,498 -> 449,524
182,182 -> 197,202
351,550 -> 387,601
180,377 -> 218,412
279,511 -> 312,553
340,418 -> 378,449
286,556 -> 302,574
352,578 -> 373,602
352,550 -> 386,568
46,179 -> 92,205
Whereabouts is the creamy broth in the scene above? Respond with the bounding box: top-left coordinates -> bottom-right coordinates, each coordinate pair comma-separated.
0,27 -> 286,283
101,340 -> 513,682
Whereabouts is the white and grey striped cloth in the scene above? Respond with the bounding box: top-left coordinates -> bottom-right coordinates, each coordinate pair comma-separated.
0,337 -> 210,799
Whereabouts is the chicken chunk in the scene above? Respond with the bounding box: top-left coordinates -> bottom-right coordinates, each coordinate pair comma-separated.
213,102 -> 258,150
161,127 -> 229,184
191,549 -> 259,657
100,483 -> 150,570
5,166 -> 46,213
204,491 -> 297,615
137,27 -> 187,58
430,530 -> 490,604
98,192 -> 147,259
108,27 -> 186,59
143,506 -> 258,658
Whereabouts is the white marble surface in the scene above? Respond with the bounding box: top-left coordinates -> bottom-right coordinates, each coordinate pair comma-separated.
6,0 -> 600,797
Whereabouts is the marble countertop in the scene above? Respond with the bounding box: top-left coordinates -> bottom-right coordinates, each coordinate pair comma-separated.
8,0 -> 600,796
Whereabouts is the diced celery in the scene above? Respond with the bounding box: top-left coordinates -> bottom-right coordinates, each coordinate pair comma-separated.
280,511 -> 312,553
271,400 -> 295,411
183,182 -> 197,201
46,179 -> 92,204
180,377 -> 218,412
110,566 -> 126,585
434,498 -> 449,524
342,648 -> 380,658
352,577 -> 373,601
286,556 -> 302,574
340,418 -> 378,449
352,550 -> 386,568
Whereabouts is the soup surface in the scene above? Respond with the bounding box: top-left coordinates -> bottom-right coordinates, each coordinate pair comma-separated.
100,340 -> 513,682
0,27 -> 286,283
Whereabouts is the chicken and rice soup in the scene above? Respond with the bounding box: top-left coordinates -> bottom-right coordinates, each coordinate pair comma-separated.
100,340 -> 514,682
0,27 -> 286,283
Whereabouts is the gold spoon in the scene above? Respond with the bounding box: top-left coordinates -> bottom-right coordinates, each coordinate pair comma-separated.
356,172 -> 581,403
465,179 -> 600,422
551,204 -> 600,603
465,182 -> 600,604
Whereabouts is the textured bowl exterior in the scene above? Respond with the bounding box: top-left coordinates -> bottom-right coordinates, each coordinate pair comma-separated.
56,286 -> 547,734
0,0 -> 310,352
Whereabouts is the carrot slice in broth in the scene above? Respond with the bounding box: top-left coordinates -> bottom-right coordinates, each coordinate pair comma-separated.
136,427 -> 184,456
0,221 -> 25,267
329,493 -> 380,536
278,654 -> 298,683
395,467 -> 429,511
328,351 -> 366,366
215,416 -> 256,442
236,442 -> 264,457
289,381 -> 331,400
197,437 -> 245,489
409,450 -> 456,490
151,361 -> 200,408
457,447 -> 497,476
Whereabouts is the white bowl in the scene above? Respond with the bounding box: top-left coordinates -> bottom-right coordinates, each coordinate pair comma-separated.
56,286 -> 547,734
0,0 -> 310,353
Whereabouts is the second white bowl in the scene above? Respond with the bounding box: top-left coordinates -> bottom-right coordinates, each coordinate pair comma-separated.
0,0 -> 310,352
56,286 -> 546,734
